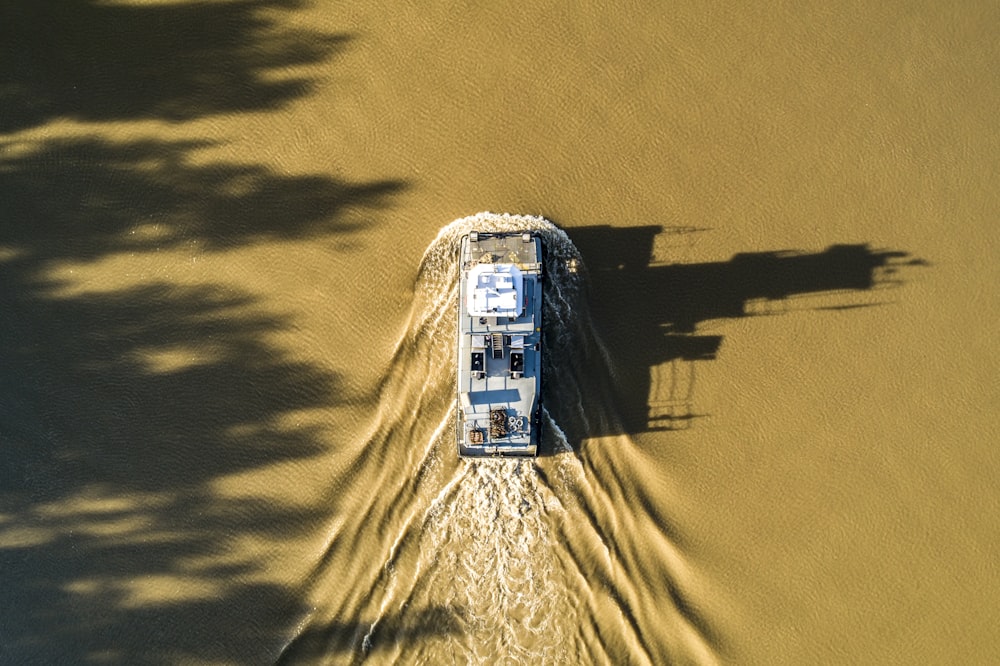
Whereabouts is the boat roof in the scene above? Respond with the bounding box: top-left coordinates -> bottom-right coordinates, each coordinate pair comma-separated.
466,263 -> 523,317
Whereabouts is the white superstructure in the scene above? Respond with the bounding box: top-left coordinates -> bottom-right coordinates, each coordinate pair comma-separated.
466,263 -> 523,317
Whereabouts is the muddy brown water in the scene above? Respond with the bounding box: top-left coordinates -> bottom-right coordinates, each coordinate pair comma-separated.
2,1 -> 998,664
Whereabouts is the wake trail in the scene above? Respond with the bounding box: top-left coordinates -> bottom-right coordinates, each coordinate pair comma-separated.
286,213 -> 717,665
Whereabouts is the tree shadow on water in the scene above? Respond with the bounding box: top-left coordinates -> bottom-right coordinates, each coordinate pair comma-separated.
0,282 -> 332,663
1,136 -> 405,260
0,0 -> 414,653
569,225 -> 927,436
0,0 -> 349,133
276,605 -> 466,664
0,135 -> 408,662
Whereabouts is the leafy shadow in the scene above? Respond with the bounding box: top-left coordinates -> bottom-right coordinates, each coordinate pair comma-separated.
0,281 -> 332,663
1,0 -> 348,133
0,134 -> 406,662
1,136 -> 405,261
276,605 -> 466,664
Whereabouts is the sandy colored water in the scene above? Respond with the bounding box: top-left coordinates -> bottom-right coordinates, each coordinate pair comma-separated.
2,1 -> 998,664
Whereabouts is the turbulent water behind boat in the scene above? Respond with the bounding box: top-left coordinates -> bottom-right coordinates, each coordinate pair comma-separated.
278,213 -> 712,664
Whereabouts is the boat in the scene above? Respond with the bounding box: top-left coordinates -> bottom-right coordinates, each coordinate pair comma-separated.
456,230 -> 543,457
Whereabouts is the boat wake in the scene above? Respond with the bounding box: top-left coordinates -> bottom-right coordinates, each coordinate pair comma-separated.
279,213 -> 717,665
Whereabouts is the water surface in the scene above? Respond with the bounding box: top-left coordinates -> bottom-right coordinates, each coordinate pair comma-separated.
2,1 -> 998,663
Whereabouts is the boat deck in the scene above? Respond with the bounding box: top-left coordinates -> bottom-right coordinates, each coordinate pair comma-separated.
457,232 -> 542,456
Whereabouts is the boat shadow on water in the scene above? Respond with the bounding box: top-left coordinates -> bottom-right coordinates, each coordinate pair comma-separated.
564,224 -> 928,439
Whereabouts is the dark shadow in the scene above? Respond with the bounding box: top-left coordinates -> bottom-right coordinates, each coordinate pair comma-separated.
568,225 -> 926,435
0,132 -> 405,661
0,0 -> 407,656
0,281 -> 333,663
0,136 -> 405,261
276,605 -> 466,664
0,0 -> 348,133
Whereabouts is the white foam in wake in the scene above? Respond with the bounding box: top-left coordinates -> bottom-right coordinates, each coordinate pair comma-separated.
303,213 -> 713,665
